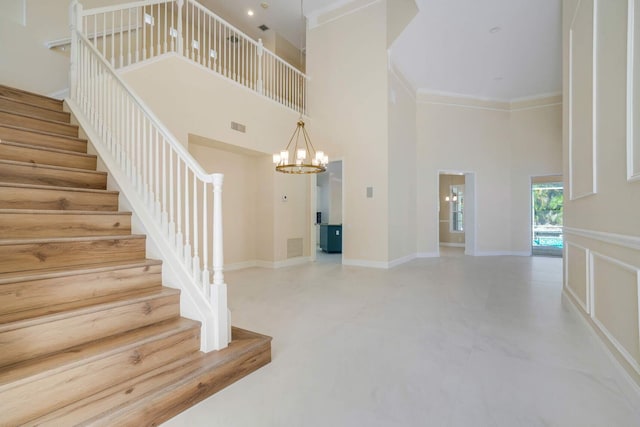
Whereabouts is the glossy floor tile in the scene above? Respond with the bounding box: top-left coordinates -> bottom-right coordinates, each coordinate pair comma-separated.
163,254 -> 640,427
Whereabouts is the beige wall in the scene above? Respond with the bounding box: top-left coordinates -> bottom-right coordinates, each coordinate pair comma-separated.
188,136 -> 260,266
563,0 -> 640,387
416,93 -> 562,256
439,174 -> 465,245
416,95 -> 512,255
388,70 -> 417,261
307,0 -> 390,265
509,99 -> 563,253
122,55 -> 311,266
0,0 -> 132,96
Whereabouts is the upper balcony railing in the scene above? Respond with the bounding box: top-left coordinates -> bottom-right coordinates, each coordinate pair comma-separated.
78,0 -> 307,114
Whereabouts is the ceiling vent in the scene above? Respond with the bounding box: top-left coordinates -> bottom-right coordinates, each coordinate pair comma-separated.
258,24 -> 269,31
227,35 -> 240,43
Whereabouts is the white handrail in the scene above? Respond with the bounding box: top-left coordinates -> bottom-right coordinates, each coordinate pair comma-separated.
69,0 -> 229,351
76,0 -> 308,114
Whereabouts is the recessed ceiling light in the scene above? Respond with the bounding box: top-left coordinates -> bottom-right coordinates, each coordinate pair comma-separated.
489,26 -> 501,34
247,9 -> 254,16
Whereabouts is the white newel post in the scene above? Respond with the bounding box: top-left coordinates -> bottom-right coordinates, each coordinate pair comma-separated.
177,0 -> 184,56
211,173 -> 229,348
69,0 -> 83,100
257,38 -> 264,94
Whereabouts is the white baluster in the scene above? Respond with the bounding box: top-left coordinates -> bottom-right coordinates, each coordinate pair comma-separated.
212,173 -> 224,287
257,38 -> 263,94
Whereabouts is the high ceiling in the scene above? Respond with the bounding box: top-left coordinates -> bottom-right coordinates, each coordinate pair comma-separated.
201,0 -> 562,102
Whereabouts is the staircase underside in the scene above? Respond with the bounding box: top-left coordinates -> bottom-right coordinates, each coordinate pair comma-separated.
0,84 -> 271,425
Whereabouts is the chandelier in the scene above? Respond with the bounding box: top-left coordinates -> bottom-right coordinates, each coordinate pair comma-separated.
272,0 -> 328,174
273,119 -> 328,174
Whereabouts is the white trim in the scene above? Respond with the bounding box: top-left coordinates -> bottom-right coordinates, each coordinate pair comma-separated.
628,0 -> 640,181
589,251 -> 640,376
562,287 -> 640,401
509,92 -> 563,104
568,0 -> 598,201
473,251 -> 531,257
416,252 -> 439,258
564,242 -> 590,313
440,243 -> 465,248
388,254 -> 416,268
45,22 -> 143,49
342,258 -> 390,269
388,62 -> 416,101
307,0 -> 381,30
49,88 -> 70,100
224,260 -> 259,271
255,257 -> 312,269
564,227 -> 640,251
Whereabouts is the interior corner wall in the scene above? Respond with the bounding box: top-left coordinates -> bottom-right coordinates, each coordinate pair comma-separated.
0,0 -> 133,96
562,0 -> 640,388
509,103 -> 563,253
187,139 -> 261,267
388,71 -> 417,261
416,101 -> 512,255
306,0 -> 390,265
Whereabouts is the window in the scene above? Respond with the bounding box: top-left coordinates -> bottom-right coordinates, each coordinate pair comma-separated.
450,185 -> 464,232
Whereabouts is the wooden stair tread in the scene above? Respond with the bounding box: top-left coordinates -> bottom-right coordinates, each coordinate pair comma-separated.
0,123 -> 86,143
0,96 -> 71,122
0,234 -> 144,246
0,287 -> 179,333
0,109 -> 75,128
0,258 -> 162,285
0,317 -> 199,388
0,85 -> 64,111
0,110 -> 78,138
0,140 -> 95,158
0,208 -> 131,216
32,327 -> 271,426
0,181 -> 118,195
0,158 -> 107,176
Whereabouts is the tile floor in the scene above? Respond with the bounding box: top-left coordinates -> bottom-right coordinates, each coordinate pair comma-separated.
163,251 -> 640,427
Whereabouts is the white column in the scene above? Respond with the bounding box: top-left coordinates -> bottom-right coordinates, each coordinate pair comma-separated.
177,0 -> 184,56
69,0 -> 83,100
210,173 -> 229,348
257,38 -> 264,94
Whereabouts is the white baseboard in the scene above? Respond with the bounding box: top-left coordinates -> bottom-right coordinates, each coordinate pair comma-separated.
342,258 -> 390,269
562,288 -> 640,406
416,252 -> 439,258
474,251 -> 531,257
388,253 -> 416,268
224,261 -> 259,271
49,87 -> 69,100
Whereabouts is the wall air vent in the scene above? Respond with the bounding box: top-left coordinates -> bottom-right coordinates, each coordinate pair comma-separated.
227,35 -> 240,43
258,24 -> 269,31
231,121 -> 246,133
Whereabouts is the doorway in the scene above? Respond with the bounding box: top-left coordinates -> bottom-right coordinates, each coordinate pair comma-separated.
531,176 -> 563,257
315,160 -> 343,263
437,171 -> 476,256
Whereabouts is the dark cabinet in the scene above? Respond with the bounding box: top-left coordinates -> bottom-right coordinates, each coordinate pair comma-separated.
320,224 -> 342,253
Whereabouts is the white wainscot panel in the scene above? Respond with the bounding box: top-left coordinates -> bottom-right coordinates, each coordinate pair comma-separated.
590,252 -> 640,374
569,0 -> 597,199
628,0 -> 640,181
565,242 -> 590,313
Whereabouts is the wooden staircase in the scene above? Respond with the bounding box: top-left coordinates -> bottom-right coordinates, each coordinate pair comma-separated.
0,85 -> 271,426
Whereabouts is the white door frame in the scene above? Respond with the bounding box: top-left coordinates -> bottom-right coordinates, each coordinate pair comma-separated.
436,170 -> 477,256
